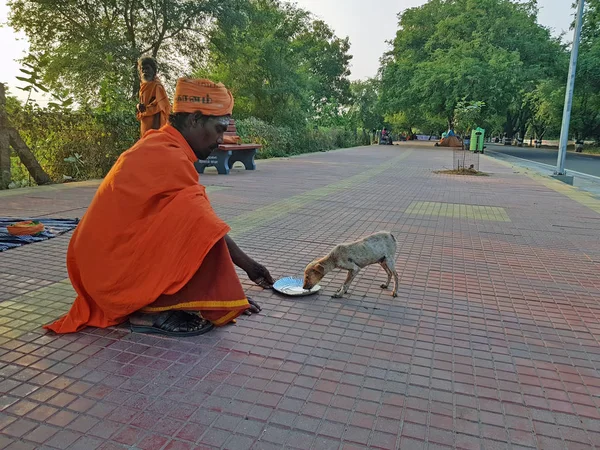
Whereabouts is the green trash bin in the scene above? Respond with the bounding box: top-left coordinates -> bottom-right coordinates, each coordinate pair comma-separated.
470,127 -> 485,153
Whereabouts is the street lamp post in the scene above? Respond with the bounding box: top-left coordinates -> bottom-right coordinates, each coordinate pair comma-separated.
555,0 -> 585,176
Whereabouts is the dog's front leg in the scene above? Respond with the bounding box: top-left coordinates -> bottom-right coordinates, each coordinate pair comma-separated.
333,268 -> 359,298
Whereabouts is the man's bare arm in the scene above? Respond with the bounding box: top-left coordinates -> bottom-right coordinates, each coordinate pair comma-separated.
225,234 -> 274,288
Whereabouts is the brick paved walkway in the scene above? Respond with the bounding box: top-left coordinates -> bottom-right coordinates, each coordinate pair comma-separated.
1,144 -> 600,450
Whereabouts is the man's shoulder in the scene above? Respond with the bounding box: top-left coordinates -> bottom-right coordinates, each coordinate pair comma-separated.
140,79 -> 163,92
133,129 -> 179,151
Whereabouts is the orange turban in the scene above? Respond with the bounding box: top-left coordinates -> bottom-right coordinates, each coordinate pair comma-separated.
172,78 -> 234,116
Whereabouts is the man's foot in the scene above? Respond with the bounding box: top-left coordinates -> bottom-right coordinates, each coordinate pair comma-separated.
243,298 -> 262,316
129,310 -> 214,337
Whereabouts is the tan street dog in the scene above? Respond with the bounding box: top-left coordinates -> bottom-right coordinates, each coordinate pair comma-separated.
303,231 -> 398,298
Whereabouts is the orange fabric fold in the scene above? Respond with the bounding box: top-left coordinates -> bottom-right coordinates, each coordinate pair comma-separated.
173,78 -> 234,116
140,237 -> 249,326
44,125 -> 241,334
137,78 -> 171,137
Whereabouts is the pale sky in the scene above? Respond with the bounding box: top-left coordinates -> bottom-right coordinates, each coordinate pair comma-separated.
0,0 -> 574,102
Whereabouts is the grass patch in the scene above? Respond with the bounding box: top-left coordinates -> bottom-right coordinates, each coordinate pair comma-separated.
581,148 -> 600,155
434,168 -> 489,176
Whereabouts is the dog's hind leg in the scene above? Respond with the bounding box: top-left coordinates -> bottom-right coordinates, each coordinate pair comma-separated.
333,268 -> 359,298
379,261 -> 393,289
381,259 -> 399,297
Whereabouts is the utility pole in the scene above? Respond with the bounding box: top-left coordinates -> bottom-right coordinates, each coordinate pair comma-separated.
555,0 -> 585,176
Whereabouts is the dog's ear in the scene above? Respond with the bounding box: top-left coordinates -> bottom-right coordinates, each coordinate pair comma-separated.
314,263 -> 325,275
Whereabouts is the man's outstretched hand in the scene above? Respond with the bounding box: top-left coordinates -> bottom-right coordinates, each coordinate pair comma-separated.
246,262 -> 274,289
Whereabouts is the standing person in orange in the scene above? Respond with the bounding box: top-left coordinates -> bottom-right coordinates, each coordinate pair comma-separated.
136,56 -> 171,137
45,78 -> 274,337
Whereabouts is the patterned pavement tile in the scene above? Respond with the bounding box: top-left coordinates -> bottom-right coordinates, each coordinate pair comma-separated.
1,144 -> 600,449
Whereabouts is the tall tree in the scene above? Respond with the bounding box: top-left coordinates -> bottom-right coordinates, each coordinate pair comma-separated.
569,0 -> 600,144
380,0 -> 565,135
7,0 -> 244,102
348,79 -> 382,132
199,0 -> 352,126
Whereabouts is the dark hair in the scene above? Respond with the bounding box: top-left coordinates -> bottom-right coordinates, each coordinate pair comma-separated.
138,56 -> 158,72
169,112 -> 231,132
169,112 -> 213,132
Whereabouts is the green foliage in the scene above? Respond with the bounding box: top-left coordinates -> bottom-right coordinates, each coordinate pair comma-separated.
348,79 -> 383,132
198,0 -> 352,127
236,117 -> 363,159
454,100 -> 486,135
569,0 -> 600,142
524,80 -> 563,140
380,0 -> 566,137
6,95 -> 138,182
7,0 -> 246,103
8,156 -> 33,188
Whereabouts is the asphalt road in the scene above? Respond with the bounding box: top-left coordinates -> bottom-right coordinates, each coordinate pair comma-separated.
487,144 -> 600,177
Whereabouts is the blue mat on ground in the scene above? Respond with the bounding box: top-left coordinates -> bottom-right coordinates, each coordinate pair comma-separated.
0,218 -> 79,252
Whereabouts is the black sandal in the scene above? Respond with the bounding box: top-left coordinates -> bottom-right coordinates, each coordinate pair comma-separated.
130,310 -> 214,337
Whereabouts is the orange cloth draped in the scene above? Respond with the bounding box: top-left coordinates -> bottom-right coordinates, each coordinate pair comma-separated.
140,237 -> 248,326
173,78 -> 234,116
44,125 -> 249,334
137,78 -> 171,137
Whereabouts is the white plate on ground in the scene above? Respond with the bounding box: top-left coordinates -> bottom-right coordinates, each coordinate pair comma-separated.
273,276 -> 321,297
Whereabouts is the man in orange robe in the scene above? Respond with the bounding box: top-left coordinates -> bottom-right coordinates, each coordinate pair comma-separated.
136,56 -> 171,137
45,78 -> 273,336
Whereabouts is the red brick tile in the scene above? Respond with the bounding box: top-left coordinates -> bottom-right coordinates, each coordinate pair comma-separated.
45,429 -> 82,448
137,433 -> 170,450
481,424 -> 508,441
2,419 -> 37,438
509,428 -> 537,447
176,423 -> 207,443
67,415 -> 100,433
325,408 -> 350,424
455,433 -> 482,450
68,435 -> 104,450
46,409 -> 78,427
223,434 -> 254,450
429,425 -> 455,445
319,420 -> 345,439
401,422 -> 426,440
23,424 -> 59,443
4,146 -> 600,450
399,437 -> 425,449
164,441 -> 195,450
4,400 -> 37,417
344,425 -> 371,445
88,420 -> 123,439
369,431 -> 397,449
112,425 -> 145,445
404,407 -> 428,424
536,436 -> 566,449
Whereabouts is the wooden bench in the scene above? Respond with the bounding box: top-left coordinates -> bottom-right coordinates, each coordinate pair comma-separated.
194,119 -> 262,175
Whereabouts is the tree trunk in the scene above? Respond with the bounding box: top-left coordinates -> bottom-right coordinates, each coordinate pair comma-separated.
0,83 -> 52,188
0,83 -> 12,188
131,61 -> 141,101
8,130 -> 51,185
0,129 -> 10,189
